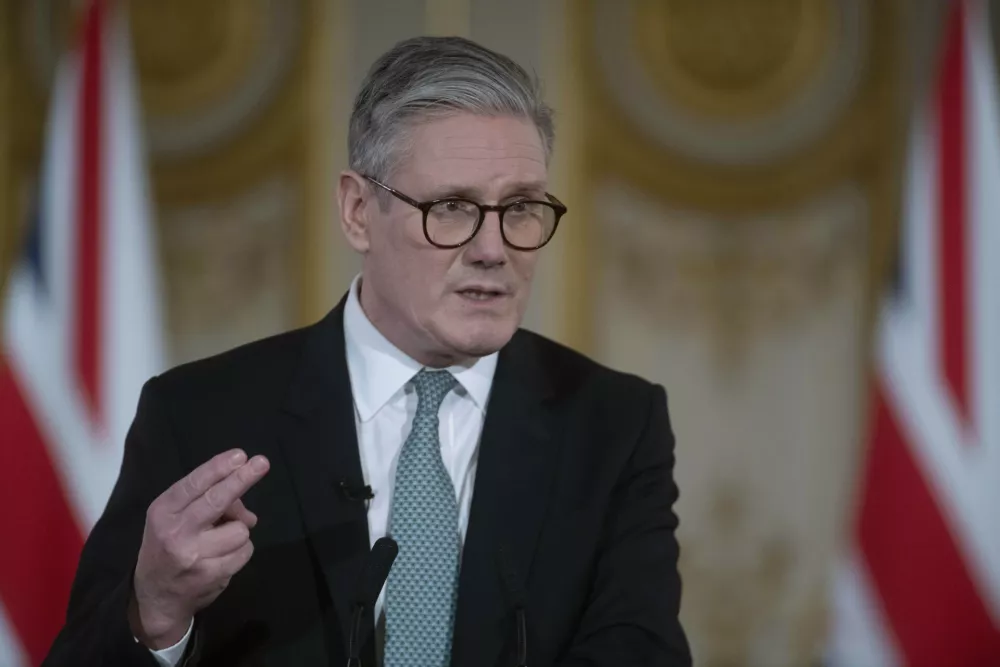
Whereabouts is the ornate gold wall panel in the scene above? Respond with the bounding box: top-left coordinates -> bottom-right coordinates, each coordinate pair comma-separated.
548,0 -> 594,354
573,0 -> 905,346
134,0 -> 306,203
583,0 -> 895,208
2,0 -> 339,364
571,1 -> 912,664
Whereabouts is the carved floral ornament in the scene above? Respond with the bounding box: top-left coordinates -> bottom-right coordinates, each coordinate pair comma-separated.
21,0 -> 300,158
596,181 -> 868,333
583,0 -> 901,331
14,0 -> 305,200
592,0 -> 870,168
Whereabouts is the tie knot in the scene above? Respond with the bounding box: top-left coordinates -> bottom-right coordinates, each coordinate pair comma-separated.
412,369 -> 457,415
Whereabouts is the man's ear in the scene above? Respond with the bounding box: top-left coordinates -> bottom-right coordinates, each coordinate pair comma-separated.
338,170 -> 371,253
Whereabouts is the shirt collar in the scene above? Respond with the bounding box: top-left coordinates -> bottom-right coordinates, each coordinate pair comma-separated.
343,275 -> 498,422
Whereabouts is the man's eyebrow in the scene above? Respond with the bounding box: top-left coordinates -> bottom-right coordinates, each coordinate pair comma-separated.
423,184 -> 481,200
502,181 -> 548,197
423,181 -> 548,201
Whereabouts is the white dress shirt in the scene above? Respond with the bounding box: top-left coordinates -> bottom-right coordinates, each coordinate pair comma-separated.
344,275 -> 497,621
147,276 -> 496,665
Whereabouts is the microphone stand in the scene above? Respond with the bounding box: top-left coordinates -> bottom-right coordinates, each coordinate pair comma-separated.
345,537 -> 398,667
346,604 -> 366,667
498,545 -> 528,667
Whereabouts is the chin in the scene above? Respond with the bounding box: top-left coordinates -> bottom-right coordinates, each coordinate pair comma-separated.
446,322 -> 518,359
456,340 -> 506,358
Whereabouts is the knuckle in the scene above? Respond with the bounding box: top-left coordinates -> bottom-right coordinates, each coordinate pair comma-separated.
181,474 -> 200,501
197,559 -> 220,583
227,469 -> 249,495
218,559 -> 236,580
151,522 -> 172,545
204,486 -> 226,511
164,538 -> 197,570
236,464 -> 254,484
232,542 -> 253,570
214,460 -> 232,481
231,547 -> 253,574
178,550 -> 199,570
149,515 -> 174,543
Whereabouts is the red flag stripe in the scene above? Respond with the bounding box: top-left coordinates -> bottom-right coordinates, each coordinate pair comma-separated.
938,0 -> 972,431
858,379 -> 1000,666
75,0 -> 104,430
0,362 -> 85,665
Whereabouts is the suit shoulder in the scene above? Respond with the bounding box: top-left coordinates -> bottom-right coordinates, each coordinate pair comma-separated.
514,329 -> 660,397
150,325 -> 312,400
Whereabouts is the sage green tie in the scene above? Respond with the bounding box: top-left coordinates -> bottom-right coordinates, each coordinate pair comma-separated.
383,369 -> 460,667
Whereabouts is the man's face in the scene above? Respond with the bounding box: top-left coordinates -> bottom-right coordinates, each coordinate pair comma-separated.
349,114 -> 548,366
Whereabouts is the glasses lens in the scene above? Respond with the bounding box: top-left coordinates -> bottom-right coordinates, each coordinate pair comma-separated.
426,200 -> 480,246
503,201 -> 558,249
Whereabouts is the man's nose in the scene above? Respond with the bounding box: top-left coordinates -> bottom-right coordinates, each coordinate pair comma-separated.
464,211 -> 507,266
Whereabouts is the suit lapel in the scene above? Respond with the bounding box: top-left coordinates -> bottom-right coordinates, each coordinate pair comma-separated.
451,331 -> 561,667
275,299 -> 374,658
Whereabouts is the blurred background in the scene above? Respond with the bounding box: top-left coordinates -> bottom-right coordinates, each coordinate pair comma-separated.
2,1 -> 999,666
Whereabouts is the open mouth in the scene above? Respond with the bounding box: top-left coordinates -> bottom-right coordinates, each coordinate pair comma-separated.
457,289 -> 506,301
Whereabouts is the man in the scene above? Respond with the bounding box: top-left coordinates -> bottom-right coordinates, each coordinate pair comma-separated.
43,36 -> 690,666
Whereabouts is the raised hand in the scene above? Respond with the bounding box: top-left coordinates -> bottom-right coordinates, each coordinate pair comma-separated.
129,448 -> 270,649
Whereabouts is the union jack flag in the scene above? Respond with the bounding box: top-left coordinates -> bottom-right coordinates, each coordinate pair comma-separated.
0,1 -> 164,664
829,1 -> 1000,665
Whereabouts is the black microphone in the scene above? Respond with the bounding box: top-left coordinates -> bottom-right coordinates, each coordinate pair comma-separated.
339,480 -> 375,503
497,545 -> 528,667
346,537 -> 398,667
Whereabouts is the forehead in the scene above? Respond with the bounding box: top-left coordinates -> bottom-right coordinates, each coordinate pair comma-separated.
397,114 -> 548,193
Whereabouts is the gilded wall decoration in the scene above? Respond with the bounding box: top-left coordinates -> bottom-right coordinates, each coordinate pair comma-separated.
572,1 -> 910,664
594,179 -> 868,363
131,0 -> 301,161
594,0 -> 869,170
161,177 -> 297,366
2,0 -> 330,364
577,0 -> 903,343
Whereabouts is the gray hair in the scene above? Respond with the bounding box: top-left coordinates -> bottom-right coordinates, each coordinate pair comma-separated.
348,36 -> 555,182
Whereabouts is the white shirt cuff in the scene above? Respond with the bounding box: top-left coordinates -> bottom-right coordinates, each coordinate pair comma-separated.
135,618 -> 194,667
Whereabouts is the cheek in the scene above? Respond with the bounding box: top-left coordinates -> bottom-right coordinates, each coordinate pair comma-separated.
512,254 -> 538,285
411,252 -> 463,305
376,223 -> 439,282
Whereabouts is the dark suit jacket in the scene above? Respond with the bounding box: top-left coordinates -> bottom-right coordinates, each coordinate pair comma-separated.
42,298 -> 691,666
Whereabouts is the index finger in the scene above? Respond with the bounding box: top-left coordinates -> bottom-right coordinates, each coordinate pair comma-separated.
160,449 -> 247,513
185,455 -> 270,528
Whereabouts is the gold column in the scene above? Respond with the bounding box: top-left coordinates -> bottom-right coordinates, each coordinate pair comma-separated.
552,0 -> 593,354
300,0 -> 353,325
425,0 -> 471,37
